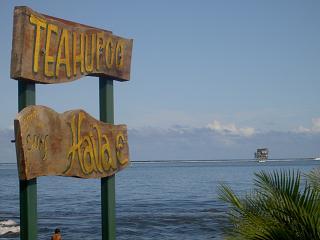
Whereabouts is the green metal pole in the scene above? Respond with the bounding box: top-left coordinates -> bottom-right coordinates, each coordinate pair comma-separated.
99,77 -> 116,240
18,81 -> 37,240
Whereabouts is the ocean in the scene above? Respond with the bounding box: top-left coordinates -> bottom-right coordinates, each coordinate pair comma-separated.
1,159 -> 320,240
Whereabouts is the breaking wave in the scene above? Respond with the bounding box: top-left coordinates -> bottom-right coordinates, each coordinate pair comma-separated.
0,220 -> 20,237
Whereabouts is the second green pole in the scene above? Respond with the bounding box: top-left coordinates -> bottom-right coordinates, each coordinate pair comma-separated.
99,77 -> 116,240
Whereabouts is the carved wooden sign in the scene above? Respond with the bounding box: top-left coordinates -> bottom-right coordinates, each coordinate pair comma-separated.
11,6 -> 133,84
14,106 -> 129,180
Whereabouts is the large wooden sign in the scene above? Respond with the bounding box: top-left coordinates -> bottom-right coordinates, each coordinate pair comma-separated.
14,106 -> 129,180
11,6 -> 133,83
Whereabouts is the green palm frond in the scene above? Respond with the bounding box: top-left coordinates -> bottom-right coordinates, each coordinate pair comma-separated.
218,184 -> 243,209
306,168 -> 320,191
253,170 -> 301,201
218,168 -> 320,240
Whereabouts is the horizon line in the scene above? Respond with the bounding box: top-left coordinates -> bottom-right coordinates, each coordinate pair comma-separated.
0,157 -> 317,165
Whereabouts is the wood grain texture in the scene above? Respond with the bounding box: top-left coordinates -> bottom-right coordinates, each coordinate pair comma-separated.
14,105 -> 130,180
11,6 -> 133,83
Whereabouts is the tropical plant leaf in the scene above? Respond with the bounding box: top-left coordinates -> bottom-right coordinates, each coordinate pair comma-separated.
218,168 -> 320,240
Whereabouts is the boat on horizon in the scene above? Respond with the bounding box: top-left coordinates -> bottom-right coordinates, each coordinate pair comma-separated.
255,148 -> 268,162
314,157 -> 320,160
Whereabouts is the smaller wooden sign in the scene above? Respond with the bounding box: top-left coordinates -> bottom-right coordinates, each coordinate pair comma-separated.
11,6 -> 133,83
14,106 -> 129,180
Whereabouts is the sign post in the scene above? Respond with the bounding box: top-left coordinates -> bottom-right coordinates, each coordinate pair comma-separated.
100,78 -> 116,239
11,6 -> 133,239
17,81 -> 37,240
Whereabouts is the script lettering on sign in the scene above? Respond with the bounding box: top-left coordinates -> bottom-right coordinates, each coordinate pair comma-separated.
11,6 -> 133,83
14,106 -> 129,180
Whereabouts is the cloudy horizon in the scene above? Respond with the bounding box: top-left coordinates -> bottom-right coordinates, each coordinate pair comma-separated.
1,116 -> 319,163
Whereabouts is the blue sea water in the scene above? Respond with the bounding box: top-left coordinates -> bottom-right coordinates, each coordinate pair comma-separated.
1,160 -> 320,240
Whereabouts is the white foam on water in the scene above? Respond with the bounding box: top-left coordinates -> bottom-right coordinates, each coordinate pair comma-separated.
0,220 -> 20,236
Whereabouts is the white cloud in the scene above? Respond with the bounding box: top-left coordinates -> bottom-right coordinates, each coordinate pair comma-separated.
311,118 -> 320,132
129,125 -> 320,160
295,117 -> 320,133
295,126 -> 311,133
206,120 -> 255,137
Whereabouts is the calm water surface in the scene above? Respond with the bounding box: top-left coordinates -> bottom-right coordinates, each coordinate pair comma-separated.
1,160 -> 319,239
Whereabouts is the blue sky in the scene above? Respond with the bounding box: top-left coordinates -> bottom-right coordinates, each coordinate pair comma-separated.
0,0 -> 319,161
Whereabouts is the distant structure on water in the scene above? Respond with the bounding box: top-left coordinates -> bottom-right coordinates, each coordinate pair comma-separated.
255,148 -> 269,162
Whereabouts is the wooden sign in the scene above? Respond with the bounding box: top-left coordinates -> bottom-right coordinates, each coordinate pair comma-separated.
14,105 -> 129,180
11,6 -> 133,83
